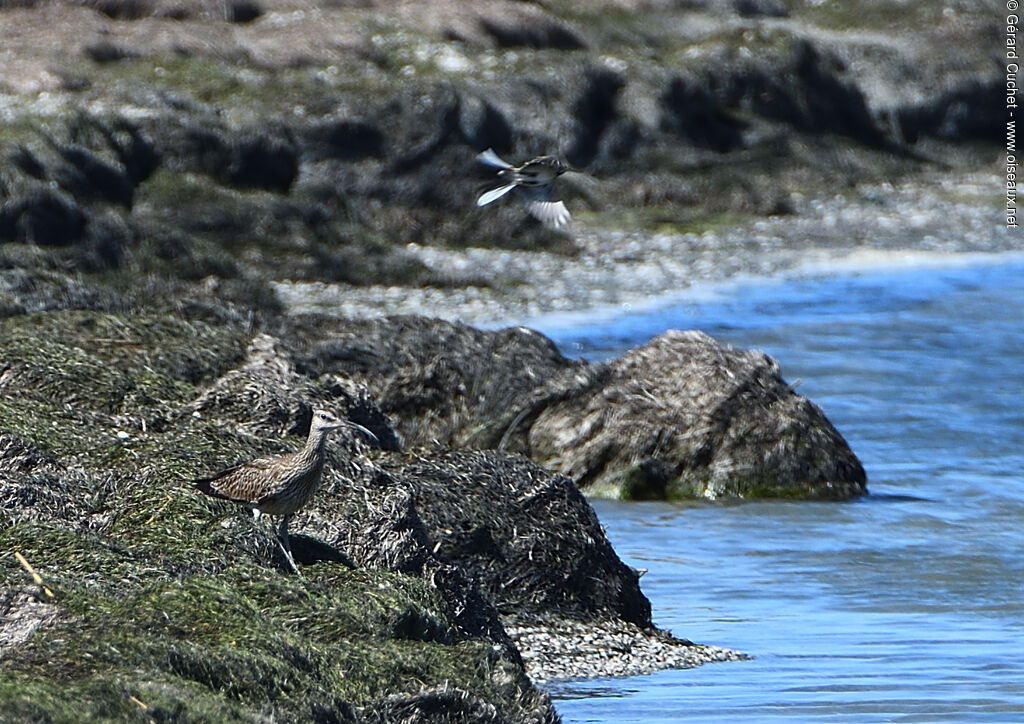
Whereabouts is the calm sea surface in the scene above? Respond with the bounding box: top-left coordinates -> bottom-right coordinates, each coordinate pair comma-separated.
534,256 -> 1024,722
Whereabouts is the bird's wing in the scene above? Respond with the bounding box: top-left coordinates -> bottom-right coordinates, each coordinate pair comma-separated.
476,148 -> 513,169
477,183 -> 517,206
194,456 -> 278,502
525,199 -> 572,229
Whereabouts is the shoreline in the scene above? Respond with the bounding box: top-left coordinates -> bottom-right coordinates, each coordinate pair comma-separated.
512,247 -> 1024,342
273,170 -> 1019,330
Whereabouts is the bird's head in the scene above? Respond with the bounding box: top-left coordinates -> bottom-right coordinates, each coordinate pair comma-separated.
533,156 -> 570,176
310,409 -> 379,445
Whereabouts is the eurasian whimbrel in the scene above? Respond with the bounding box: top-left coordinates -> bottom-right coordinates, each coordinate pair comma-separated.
195,409 -> 376,574
476,148 -> 572,229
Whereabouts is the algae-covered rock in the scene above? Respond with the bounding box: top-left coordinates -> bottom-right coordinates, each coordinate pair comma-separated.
281,315 -> 576,450
527,330 -> 867,500
277,314 -> 865,501
0,310 -> 558,722
387,449 -> 652,626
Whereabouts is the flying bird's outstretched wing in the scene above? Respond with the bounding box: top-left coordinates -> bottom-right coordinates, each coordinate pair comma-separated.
525,198 -> 571,229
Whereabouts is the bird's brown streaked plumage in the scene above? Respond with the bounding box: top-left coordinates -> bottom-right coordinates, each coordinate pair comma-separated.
195,409 -> 376,573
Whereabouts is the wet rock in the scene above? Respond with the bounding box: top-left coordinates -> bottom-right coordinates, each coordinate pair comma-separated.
566,65 -> 626,167
478,8 -> 586,50
0,116 -> 155,256
457,94 -> 514,155
84,0 -> 155,20
82,39 -> 138,63
300,116 -> 385,162
734,0 -> 788,18
282,315 -> 576,449
226,0 -> 261,23
438,1 -> 586,50
384,86 -> 462,172
527,330 -> 867,500
0,184 -> 86,246
56,144 -> 135,207
717,39 -> 888,148
226,131 -> 300,192
897,76 -> 1003,144
92,118 -> 160,187
659,75 -> 747,153
163,121 -> 299,192
77,208 -> 133,271
390,449 -> 652,625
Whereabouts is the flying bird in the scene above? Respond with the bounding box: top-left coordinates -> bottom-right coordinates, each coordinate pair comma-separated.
476,148 -> 572,230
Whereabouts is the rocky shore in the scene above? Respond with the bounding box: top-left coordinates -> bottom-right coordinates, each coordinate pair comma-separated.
0,0 -> 1008,323
1,313 -> 758,721
0,0 -> 1011,721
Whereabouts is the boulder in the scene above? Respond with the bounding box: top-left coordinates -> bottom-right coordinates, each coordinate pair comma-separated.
527,330 -> 867,500
387,449 -> 651,625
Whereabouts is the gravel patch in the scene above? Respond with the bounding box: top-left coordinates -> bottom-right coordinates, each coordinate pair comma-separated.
505,615 -> 748,684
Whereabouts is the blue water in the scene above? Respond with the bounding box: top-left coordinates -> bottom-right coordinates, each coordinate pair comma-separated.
537,258 -> 1024,722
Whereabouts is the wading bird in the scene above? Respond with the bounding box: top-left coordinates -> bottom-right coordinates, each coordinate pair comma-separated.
195,409 -> 376,574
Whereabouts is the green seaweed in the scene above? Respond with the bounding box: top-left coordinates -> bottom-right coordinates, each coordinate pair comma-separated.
0,309 -> 537,720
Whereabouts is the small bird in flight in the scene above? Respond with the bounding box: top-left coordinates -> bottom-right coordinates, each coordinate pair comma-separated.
476,148 -> 572,230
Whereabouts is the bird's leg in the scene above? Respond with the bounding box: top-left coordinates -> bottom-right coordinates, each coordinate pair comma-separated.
277,515 -> 301,577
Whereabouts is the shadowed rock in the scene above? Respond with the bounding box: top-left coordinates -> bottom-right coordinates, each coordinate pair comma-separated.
425,0 -> 587,50
388,449 -> 652,625
284,315 -> 575,449
0,184 -> 86,246
719,39 -> 889,148
166,124 -> 299,192
660,75 -> 748,153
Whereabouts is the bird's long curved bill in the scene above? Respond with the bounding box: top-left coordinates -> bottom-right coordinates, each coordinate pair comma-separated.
476,148 -> 512,169
477,183 -> 517,207
343,420 -> 379,445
